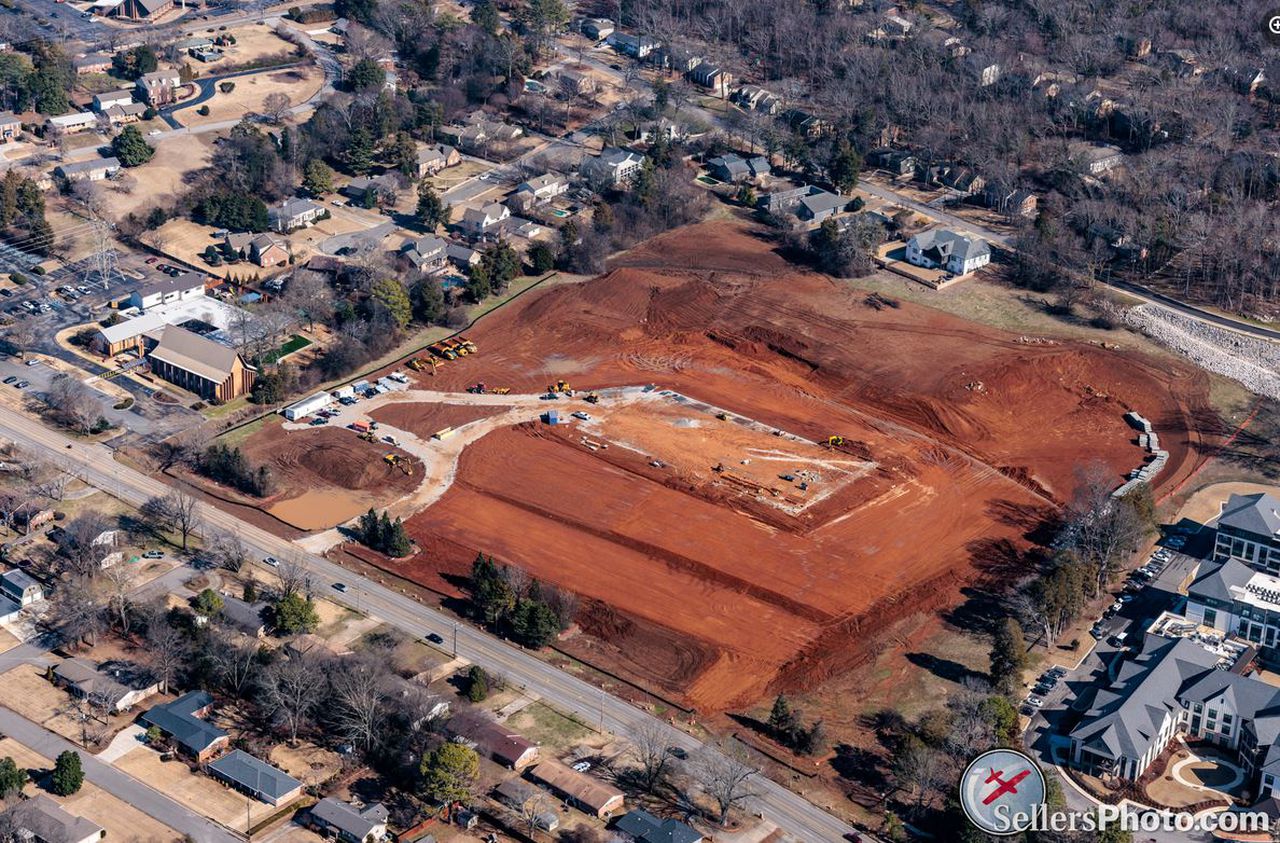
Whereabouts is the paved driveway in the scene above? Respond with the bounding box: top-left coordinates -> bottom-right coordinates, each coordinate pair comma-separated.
0,707 -> 240,843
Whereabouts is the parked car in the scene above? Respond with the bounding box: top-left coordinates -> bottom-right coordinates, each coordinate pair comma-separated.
24,359 -> 36,367
0,289 -> 12,298
1026,696 -> 1044,707
15,381 -> 28,389
142,550 -> 164,559
3,376 -> 16,385
263,556 -> 280,567
572,761 -> 591,772
145,257 -> 158,264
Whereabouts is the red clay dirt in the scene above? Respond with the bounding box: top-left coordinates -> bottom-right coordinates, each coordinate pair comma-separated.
357,221 -> 1212,713
239,424 -> 421,529
369,403 -> 510,440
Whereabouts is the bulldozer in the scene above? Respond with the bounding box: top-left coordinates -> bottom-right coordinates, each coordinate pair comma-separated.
826,435 -> 847,447
583,392 -> 600,404
407,358 -> 426,372
547,380 -> 573,395
358,431 -> 378,443
716,411 -> 729,421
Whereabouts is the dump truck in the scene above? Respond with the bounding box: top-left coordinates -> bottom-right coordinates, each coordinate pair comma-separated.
444,338 -> 467,356
458,337 -> 477,354
351,420 -> 371,433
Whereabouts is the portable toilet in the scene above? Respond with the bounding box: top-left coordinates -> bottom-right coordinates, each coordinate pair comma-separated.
544,410 -> 559,425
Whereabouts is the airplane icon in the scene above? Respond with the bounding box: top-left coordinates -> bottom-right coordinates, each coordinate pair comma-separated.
982,767 -> 1032,805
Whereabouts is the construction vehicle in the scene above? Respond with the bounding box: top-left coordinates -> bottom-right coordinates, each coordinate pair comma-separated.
444,338 -> 468,356
384,454 -> 412,475
547,380 -> 573,395
427,343 -> 453,361
583,392 -> 600,404
467,382 -> 487,394
458,336 -> 477,354
407,358 -> 427,372
826,435 -> 846,447
491,387 -> 511,395
716,411 -> 729,421
358,431 -> 378,443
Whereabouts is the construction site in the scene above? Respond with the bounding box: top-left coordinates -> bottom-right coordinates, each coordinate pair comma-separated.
234,219 -> 1213,725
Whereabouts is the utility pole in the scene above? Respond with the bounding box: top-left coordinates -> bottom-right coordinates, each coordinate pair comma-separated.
452,622 -> 458,658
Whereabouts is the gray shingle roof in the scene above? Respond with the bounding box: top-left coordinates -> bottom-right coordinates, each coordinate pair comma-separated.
310,798 -> 387,839
207,750 -> 302,802
140,690 -> 227,756
1188,557 -> 1257,604
4,795 -> 104,843
613,809 -> 703,843
1220,493 -> 1280,539
1069,634 -> 1219,762
911,228 -> 990,263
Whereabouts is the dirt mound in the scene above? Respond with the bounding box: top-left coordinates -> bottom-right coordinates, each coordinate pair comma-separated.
243,424 -> 420,498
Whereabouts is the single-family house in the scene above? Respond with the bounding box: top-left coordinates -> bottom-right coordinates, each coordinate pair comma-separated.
104,103 -> 148,125
147,326 -> 256,401
207,750 -> 304,806
982,181 -> 1037,217
137,69 -> 182,106
867,147 -> 917,176
781,108 -> 829,138
906,229 -> 991,276
1069,142 -> 1124,176
459,202 -> 510,237
46,112 -> 98,135
269,197 -> 325,233
416,143 -> 460,178
128,273 -> 205,310
582,147 -> 645,187
688,61 -> 732,96
225,232 -> 289,267
510,174 -> 568,212
217,595 -> 267,638
72,53 -> 112,74
402,235 -> 449,272
54,157 -> 121,183
447,242 -> 480,270
1220,65 -> 1267,96
468,719 -> 540,770
707,153 -> 751,183
1159,48 -> 1201,78
651,46 -> 701,74
612,33 -> 658,59
731,85 -> 781,114
93,90 -> 135,112
0,111 -> 19,141
558,67 -> 596,96
940,166 -> 984,194
966,55 -> 1001,87
527,760 -> 625,818
613,809 -> 704,843
796,190 -> 849,223
308,798 -> 389,843
581,18 -> 614,41
2,796 -> 105,843
53,658 -> 161,712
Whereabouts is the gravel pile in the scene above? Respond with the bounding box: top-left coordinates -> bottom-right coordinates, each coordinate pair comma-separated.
1123,304 -> 1280,400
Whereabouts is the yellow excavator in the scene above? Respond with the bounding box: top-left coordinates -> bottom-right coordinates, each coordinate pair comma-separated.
827,435 -> 846,447
384,454 -> 412,475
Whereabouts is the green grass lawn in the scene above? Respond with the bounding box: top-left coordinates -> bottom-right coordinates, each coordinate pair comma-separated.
259,334 -> 312,365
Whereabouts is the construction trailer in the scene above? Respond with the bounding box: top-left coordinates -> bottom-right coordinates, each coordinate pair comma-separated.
283,392 -> 331,421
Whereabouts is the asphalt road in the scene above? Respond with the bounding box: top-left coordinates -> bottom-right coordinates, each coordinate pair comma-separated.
0,402 -> 857,842
0,706 -> 241,843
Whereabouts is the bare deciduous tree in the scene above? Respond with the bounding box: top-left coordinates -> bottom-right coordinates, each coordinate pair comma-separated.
209,632 -> 260,697
262,652 -> 324,743
142,491 -> 201,551
326,656 -> 391,754
628,721 -> 677,794
145,614 -> 188,694
693,741 -> 756,825
47,576 -> 105,649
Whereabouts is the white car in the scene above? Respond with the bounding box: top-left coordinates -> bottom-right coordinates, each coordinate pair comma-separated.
148,129 -> 162,136
263,556 -> 280,567
571,411 -> 590,420
571,761 -> 591,772
1026,696 -> 1044,707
